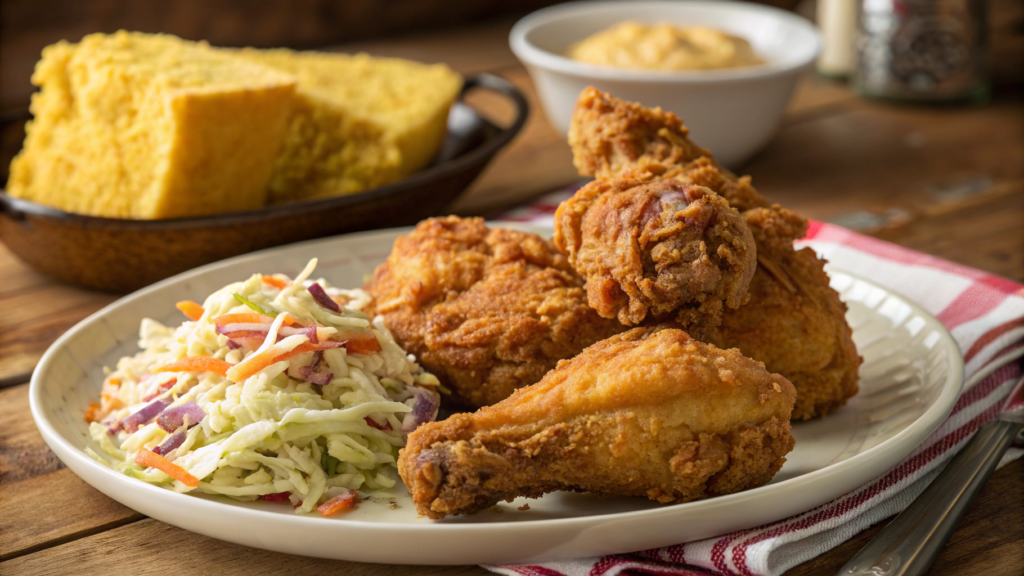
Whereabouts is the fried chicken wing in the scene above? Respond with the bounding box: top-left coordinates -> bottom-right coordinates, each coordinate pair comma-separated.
399,326 -> 796,519
569,86 -> 770,212
565,86 -> 861,419
364,216 -> 624,408
553,178 -> 756,331
708,208 -> 861,419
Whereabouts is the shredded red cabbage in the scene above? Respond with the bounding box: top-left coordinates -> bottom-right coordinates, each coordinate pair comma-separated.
308,283 -> 341,313
119,399 -> 170,433
142,378 -> 177,402
152,430 -> 186,456
287,363 -> 333,386
400,387 -> 440,434
156,401 -> 206,432
364,416 -> 392,431
259,492 -> 292,502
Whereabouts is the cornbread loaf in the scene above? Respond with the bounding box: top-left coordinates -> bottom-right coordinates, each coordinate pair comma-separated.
236,49 -> 463,202
7,31 -> 297,219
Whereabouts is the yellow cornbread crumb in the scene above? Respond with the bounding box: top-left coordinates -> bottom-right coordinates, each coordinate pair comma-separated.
236,49 -> 463,202
7,32 -> 463,218
7,31 -> 297,219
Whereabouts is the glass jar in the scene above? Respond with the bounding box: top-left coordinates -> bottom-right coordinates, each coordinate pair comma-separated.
854,0 -> 989,102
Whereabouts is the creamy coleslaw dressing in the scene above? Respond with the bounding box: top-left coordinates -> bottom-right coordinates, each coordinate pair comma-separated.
87,259 -> 440,514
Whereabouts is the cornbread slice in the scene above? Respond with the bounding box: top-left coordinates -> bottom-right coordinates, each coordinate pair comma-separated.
236,49 -> 463,203
7,31 -> 296,218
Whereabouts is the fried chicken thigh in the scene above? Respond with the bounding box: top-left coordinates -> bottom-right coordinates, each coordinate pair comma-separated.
565,87 -> 862,419
399,326 -> 796,519
707,209 -> 861,420
553,178 -> 756,332
364,216 -> 624,408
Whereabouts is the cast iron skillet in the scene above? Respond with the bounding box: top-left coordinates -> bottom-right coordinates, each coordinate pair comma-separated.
0,73 -> 528,293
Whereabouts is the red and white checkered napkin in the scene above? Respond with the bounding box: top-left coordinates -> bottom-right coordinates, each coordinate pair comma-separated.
489,186 -> 1024,576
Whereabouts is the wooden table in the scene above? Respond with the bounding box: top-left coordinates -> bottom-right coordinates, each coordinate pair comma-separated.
1,18 -> 1022,576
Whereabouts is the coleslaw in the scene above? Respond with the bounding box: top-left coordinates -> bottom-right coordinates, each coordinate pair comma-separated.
85,258 -> 441,516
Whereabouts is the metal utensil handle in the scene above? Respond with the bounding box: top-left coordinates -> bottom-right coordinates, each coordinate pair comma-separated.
838,417 -> 1024,576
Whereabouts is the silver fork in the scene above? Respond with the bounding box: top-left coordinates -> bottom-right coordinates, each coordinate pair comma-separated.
838,356 -> 1024,576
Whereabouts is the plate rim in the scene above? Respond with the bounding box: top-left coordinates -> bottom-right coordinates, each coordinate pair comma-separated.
28,223 -> 965,560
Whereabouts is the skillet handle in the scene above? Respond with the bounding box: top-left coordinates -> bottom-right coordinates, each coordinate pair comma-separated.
460,73 -> 530,145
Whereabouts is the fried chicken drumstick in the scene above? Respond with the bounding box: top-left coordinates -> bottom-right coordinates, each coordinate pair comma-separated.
565,87 -> 861,419
399,326 -> 796,519
554,178 -> 756,332
364,216 -> 624,408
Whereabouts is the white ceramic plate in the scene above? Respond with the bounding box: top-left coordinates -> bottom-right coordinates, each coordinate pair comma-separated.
30,224 -> 963,565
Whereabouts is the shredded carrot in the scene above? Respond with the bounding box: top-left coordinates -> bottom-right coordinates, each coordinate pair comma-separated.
343,334 -> 382,355
155,356 -> 233,377
175,301 -> 206,321
84,402 -> 102,423
213,313 -> 296,326
101,396 -> 124,412
226,337 -> 370,382
226,342 -> 320,382
261,275 -> 291,290
107,377 -> 121,388
317,491 -> 359,517
135,448 -> 200,487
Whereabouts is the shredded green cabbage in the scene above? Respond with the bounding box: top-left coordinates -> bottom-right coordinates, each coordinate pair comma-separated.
87,258 -> 438,513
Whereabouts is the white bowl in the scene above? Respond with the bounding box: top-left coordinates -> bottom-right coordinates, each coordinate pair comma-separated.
509,1 -> 822,168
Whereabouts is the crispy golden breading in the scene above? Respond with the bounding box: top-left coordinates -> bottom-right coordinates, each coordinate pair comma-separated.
568,86 -> 770,212
553,178 -> 756,331
708,208 -> 861,420
399,326 -> 796,519
364,216 -> 624,408
566,86 -> 862,419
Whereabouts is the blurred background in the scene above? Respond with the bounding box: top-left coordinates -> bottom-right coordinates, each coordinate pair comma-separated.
2,0 -> 1020,114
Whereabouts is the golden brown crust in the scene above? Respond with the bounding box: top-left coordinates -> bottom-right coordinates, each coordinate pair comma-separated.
568,87 -> 770,212
399,327 -> 796,519
364,216 -> 624,408
566,87 -> 861,419
708,209 -> 862,420
553,179 -> 757,329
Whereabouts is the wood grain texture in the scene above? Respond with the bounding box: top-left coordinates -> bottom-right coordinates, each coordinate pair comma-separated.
0,382 -> 64,484
0,246 -> 115,385
0,384 -> 142,561
1,517 -> 492,576
747,97 -> 1024,222
0,469 -> 142,562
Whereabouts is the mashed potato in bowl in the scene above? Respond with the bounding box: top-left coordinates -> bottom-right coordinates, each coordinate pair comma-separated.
567,21 -> 764,71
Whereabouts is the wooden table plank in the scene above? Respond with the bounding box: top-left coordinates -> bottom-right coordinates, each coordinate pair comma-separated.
0,469 -> 143,562
0,382 -> 63,483
2,518 -> 491,576
0,384 -> 143,561
747,97 -> 1024,223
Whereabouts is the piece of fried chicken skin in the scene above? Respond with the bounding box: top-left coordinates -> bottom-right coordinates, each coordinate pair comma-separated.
363,216 -> 624,408
399,326 -> 796,519
553,178 -> 757,333
565,86 -> 862,419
